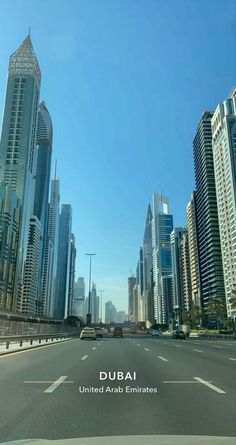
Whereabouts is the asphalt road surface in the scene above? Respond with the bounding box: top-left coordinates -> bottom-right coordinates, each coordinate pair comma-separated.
0,334 -> 235,442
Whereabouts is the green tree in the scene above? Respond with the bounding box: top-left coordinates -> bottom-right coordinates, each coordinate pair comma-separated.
206,298 -> 226,329
189,304 -> 202,329
182,310 -> 190,323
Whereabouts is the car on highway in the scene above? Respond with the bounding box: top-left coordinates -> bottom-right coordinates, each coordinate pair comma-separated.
80,327 -> 96,340
94,327 -> 103,338
172,330 -> 186,339
150,329 -> 159,336
113,327 -> 123,338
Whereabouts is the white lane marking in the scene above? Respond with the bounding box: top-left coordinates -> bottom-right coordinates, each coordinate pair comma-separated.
81,355 -> 88,360
44,376 -> 67,393
175,345 -> 181,348
144,348 -> 149,351
24,380 -> 73,384
137,344 -> 140,347
229,358 -> 236,361
97,343 -> 101,346
193,377 -> 226,394
163,381 -> 210,384
193,349 -> 203,353
92,347 -> 96,350
214,345 -> 223,349
158,356 -> 168,362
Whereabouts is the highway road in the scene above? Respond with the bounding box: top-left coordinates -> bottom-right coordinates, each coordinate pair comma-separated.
0,334 -> 235,442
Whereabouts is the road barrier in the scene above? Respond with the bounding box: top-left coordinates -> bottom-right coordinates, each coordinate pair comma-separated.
0,331 -> 81,350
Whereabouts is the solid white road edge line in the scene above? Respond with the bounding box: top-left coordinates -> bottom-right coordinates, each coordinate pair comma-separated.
193,377 -> 226,394
44,376 -> 67,393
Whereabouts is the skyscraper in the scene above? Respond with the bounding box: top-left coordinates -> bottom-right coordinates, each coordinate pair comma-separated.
0,184 -> 20,310
128,276 -> 136,321
24,101 -> 53,315
73,276 -> 85,318
211,90 -> 236,318
142,205 -> 154,324
187,193 -> 201,306
152,193 -> 173,324
0,35 -> 41,312
68,233 -> 76,316
45,177 -> 60,317
193,112 -> 225,312
55,204 -> 72,320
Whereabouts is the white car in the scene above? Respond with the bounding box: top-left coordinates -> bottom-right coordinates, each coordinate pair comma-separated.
80,327 -> 96,340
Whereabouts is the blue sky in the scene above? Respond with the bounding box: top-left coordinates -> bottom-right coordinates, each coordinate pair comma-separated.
0,0 -> 235,313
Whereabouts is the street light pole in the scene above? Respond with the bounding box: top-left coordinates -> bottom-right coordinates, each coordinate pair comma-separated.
85,253 -> 96,325
99,290 -> 104,324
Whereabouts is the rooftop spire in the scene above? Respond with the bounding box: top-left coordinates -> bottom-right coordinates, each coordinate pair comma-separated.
9,34 -> 41,84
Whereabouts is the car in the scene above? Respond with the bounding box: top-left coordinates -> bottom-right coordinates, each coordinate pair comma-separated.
172,330 -> 186,339
94,327 -> 103,338
113,327 -> 123,338
150,329 -> 159,336
80,327 -> 96,340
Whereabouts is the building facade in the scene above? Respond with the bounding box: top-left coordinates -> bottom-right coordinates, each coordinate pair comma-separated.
187,193 -> 201,306
193,112 -> 225,312
212,91 -> 236,318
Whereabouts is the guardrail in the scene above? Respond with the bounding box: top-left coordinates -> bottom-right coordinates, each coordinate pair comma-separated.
0,331 -> 81,350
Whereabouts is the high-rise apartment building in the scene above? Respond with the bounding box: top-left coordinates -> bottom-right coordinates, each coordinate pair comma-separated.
171,227 -> 192,320
152,193 -> 173,324
0,35 -> 41,312
193,112 -> 225,311
55,204 -> 72,320
186,193 -> 201,306
211,90 -> 236,318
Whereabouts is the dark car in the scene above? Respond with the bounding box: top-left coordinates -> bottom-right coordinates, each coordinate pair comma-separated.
113,327 -> 123,338
172,330 -> 186,339
94,327 -> 103,338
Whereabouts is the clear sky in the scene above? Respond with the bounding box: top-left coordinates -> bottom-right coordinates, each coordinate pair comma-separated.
0,0 -> 235,313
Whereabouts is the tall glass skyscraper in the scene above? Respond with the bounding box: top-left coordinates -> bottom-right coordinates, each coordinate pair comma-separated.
193,112 -> 225,312
0,35 -> 41,312
142,205 -> 154,324
212,90 -> 236,318
152,193 -> 173,324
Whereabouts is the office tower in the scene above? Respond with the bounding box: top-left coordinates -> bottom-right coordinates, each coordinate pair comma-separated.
187,193 -> 201,306
23,101 -> 53,315
152,193 -> 173,324
105,300 -> 117,324
171,227 -> 192,323
0,184 -> 20,309
44,177 -> 60,317
68,233 -> 76,316
73,276 -> 85,318
212,90 -> 236,318
0,35 -> 41,312
128,276 -> 136,321
142,205 -> 154,324
116,311 -> 128,323
91,282 -> 99,324
56,204 -> 72,320
193,112 -> 225,312
136,247 -> 144,322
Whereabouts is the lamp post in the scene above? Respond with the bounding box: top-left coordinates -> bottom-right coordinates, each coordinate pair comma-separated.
99,290 -> 104,324
85,253 -> 96,326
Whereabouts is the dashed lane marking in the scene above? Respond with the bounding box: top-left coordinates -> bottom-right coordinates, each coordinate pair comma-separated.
81,355 -> 88,360
214,345 -> 223,349
44,376 -> 68,393
229,358 -> 236,361
193,377 -> 226,394
144,348 -> 149,351
158,356 -> 168,362
193,349 -> 203,353
92,347 -> 96,350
